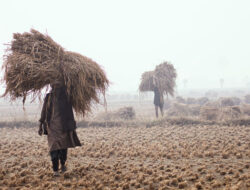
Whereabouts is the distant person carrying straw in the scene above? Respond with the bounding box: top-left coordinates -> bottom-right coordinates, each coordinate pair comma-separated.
39,84 -> 81,176
139,62 -> 177,118
153,86 -> 164,118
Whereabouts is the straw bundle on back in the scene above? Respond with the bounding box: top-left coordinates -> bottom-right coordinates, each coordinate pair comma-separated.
139,62 -> 177,96
2,29 -> 109,116
154,62 -> 176,96
139,71 -> 154,92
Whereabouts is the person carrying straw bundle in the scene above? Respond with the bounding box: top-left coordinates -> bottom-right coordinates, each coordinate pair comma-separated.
139,62 -> 177,118
2,29 -> 109,176
38,84 -> 81,176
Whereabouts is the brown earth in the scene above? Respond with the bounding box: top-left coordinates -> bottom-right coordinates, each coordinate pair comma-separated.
0,124 -> 249,190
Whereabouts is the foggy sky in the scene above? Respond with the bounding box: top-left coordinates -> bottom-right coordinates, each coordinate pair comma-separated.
0,0 -> 250,94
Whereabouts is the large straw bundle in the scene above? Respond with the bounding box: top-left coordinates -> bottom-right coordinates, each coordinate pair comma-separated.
154,62 -> 176,96
2,29 -> 109,116
139,62 -> 177,96
139,71 -> 154,92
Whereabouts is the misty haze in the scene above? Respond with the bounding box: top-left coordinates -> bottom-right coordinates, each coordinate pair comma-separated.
0,0 -> 249,189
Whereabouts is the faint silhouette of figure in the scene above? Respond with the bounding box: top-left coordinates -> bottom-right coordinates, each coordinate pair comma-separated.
153,86 -> 164,118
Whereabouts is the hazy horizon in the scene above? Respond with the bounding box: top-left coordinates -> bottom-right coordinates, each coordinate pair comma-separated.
1,0 -> 250,95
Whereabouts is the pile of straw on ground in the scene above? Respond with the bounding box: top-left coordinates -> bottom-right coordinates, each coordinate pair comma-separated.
167,103 -> 200,117
186,97 -> 197,105
244,94 -> 250,104
167,103 -> 189,117
219,97 -> 236,107
95,107 -> 136,121
175,96 -> 186,104
2,29 -> 109,115
139,62 -> 177,96
219,106 -> 242,120
204,100 -> 220,108
231,97 -> 241,105
196,97 -> 209,106
115,107 -> 135,120
241,104 -> 250,116
200,106 -> 219,121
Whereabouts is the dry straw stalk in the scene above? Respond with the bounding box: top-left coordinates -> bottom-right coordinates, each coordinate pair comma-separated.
2,29 -> 109,116
139,62 -> 177,96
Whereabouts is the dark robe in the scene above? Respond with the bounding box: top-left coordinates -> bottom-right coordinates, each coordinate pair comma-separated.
154,87 -> 164,107
40,87 -> 81,151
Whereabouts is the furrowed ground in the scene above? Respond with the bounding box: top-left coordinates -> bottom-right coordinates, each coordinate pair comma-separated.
0,124 -> 249,190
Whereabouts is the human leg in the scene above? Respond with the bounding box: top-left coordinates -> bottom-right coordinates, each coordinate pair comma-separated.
155,105 -> 159,118
59,149 -> 68,172
50,150 -> 59,175
160,104 -> 164,117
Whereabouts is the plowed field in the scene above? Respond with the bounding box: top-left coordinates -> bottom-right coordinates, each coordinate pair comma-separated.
0,125 -> 249,189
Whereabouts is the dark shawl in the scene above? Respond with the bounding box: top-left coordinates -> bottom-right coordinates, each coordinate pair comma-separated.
40,87 -> 81,151
153,87 -> 164,107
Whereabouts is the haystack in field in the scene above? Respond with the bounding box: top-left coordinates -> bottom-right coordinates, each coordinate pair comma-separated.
204,100 -> 220,108
197,97 -> 209,106
220,98 -> 235,107
231,97 -> 241,105
95,106 -> 136,121
200,106 -> 219,121
241,104 -> 250,116
176,96 -> 186,104
115,107 -> 136,120
2,29 -> 109,116
167,103 -> 189,117
244,94 -> 250,104
189,105 -> 201,116
167,103 -> 200,117
186,97 -> 197,105
139,62 -> 177,96
219,106 -> 242,120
